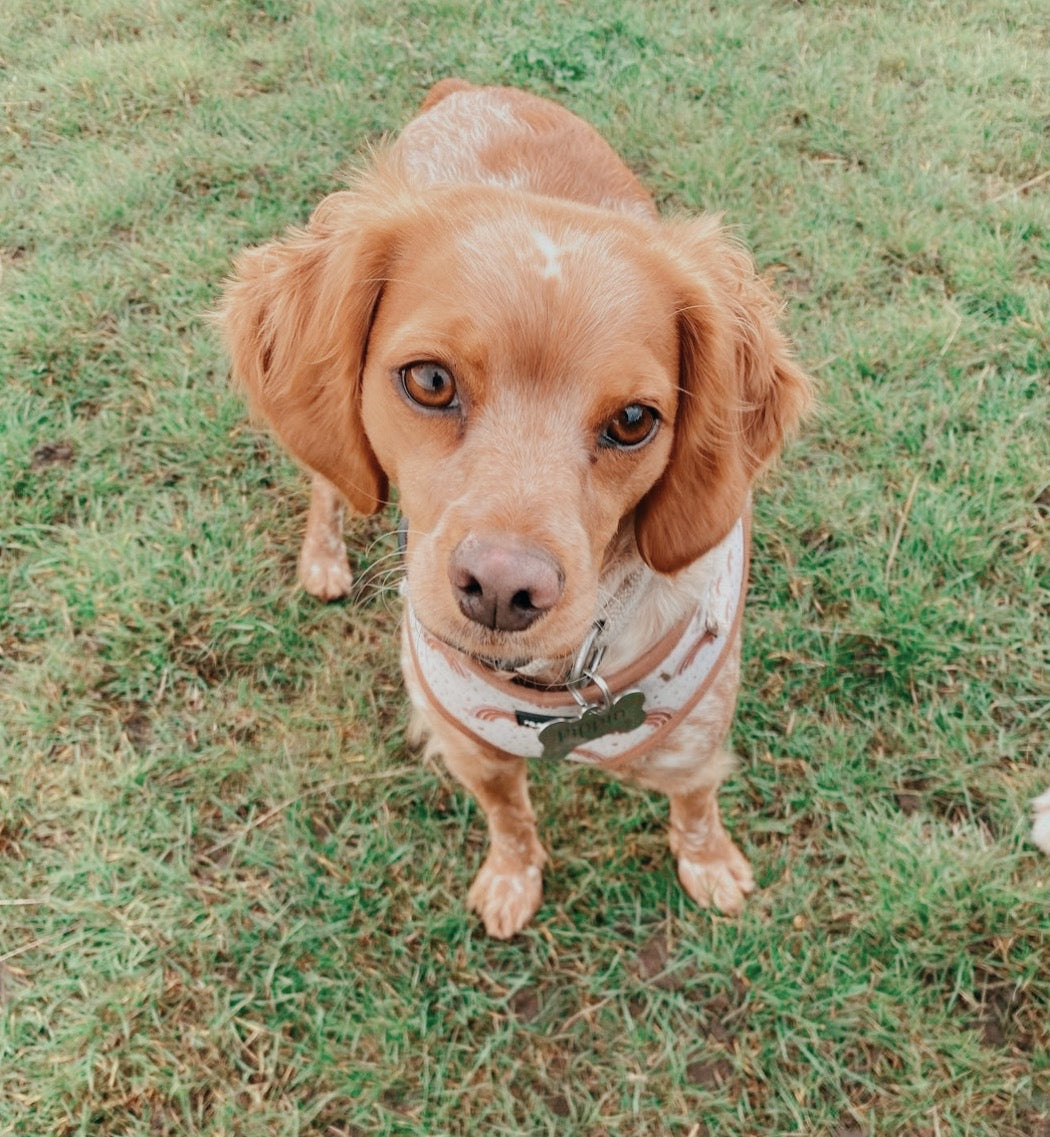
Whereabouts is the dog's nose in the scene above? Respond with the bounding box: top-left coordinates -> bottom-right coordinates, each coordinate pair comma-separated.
449,536 -> 564,632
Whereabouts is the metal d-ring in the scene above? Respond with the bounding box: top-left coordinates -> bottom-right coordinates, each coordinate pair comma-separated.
566,622 -> 612,711
582,667 -> 614,709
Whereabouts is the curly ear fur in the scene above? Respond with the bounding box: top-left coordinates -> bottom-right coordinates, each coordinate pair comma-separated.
636,219 -> 812,573
218,189 -> 398,515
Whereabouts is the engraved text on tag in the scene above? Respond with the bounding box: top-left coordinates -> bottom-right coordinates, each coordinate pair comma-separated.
528,690 -> 647,760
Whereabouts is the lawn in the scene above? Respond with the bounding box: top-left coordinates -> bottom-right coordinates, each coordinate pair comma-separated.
1,1 -> 1048,1134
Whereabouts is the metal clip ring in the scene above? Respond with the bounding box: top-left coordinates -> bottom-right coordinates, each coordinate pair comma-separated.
581,668 -> 614,710
567,621 -> 605,687
566,622 -> 612,711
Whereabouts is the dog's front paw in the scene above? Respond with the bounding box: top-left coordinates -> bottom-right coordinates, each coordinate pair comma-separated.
467,857 -> 543,939
298,548 -> 354,601
676,840 -> 755,915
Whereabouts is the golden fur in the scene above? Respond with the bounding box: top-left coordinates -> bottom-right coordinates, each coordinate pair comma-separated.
220,79 -> 811,937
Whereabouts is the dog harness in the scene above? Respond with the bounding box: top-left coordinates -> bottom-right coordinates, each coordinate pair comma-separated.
405,516 -> 748,767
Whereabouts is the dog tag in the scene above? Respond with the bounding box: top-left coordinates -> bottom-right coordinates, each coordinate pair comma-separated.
534,690 -> 647,761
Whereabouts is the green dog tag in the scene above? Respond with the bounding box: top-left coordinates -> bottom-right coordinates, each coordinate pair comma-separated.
536,690 -> 647,761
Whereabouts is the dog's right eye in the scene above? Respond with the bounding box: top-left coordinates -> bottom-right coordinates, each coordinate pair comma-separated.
400,362 -> 459,410
601,403 -> 660,449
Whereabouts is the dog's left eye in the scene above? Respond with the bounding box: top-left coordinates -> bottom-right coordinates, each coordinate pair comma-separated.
400,362 -> 459,410
601,404 -> 660,449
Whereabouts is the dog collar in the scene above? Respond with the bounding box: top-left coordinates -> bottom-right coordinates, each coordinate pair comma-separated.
404,516 -> 749,767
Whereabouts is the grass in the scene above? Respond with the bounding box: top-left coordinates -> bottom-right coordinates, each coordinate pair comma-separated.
1,0 -> 1048,1133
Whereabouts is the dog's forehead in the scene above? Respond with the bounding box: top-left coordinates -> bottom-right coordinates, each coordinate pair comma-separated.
454,209 -> 648,300
388,205 -> 677,367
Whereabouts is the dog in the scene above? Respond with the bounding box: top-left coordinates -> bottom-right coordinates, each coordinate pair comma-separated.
220,79 -> 812,937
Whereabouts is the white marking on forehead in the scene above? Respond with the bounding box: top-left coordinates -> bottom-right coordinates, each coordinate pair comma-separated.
454,214 -> 642,327
530,227 -> 582,282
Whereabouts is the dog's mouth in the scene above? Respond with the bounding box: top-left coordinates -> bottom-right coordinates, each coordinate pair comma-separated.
422,617 -> 576,675
409,606 -> 590,686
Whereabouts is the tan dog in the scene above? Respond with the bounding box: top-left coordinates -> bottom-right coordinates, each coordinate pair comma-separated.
221,79 -> 811,937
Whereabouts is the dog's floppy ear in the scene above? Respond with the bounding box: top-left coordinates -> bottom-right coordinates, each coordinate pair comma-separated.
219,190 -> 397,515
636,218 -> 812,573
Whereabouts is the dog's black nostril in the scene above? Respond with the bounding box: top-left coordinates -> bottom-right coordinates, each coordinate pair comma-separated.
463,576 -> 483,597
511,589 -> 535,613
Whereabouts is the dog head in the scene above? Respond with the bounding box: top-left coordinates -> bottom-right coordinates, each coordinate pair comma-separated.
220,166 -> 810,663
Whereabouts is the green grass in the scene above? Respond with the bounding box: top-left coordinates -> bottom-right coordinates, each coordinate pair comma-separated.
1,0 -> 1048,1133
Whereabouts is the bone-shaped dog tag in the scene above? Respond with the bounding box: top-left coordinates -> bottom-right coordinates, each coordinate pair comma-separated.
534,690 -> 647,761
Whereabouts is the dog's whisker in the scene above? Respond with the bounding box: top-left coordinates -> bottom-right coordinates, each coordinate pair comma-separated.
358,531 -> 401,560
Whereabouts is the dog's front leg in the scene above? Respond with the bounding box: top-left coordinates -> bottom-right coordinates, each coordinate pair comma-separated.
298,473 -> 355,600
668,780 -> 755,915
439,737 -> 546,939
